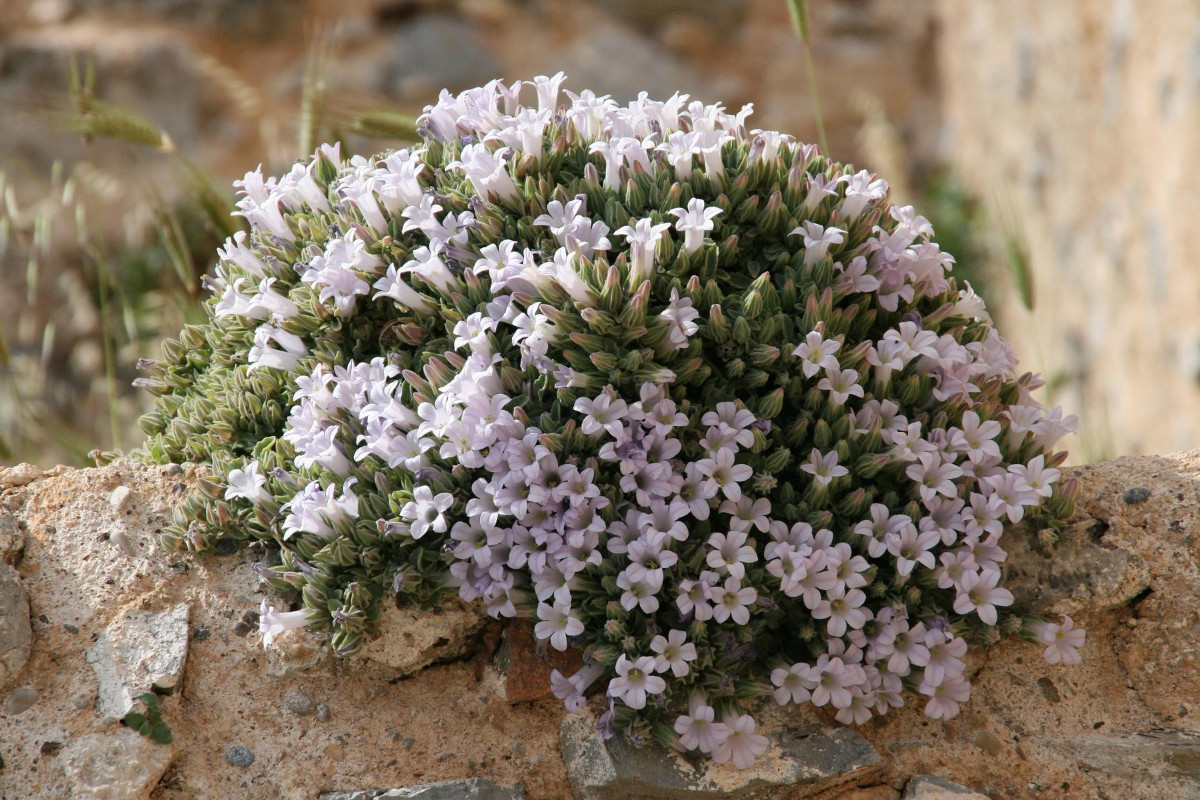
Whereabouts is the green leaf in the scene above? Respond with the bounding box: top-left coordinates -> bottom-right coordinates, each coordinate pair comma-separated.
149,722 -> 174,745
123,712 -> 147,730
785,0 -> 810,41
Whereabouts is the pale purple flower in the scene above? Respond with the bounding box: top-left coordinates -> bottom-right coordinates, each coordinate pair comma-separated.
226,461 -> 270,504
906,452 -> 964,504
1034,615 -> 1086,665
920,673 -> 970,720
888,525 -> 940,577
400,486 -> 454,539
800,448 -> 849,488
574,389 -> 629,438
608,654 -> 666,710
534,601 -> 584,651
1010,454 -> 1060,499
790,221 -> 846,266
697,447 -> 753,501
617,569 -> 661,613
812,584 -> 868,637
660,288 -> 700,350
720,495 -> 771,532
258,599 -> 314,648
792,330 -> 841,378
818,365 -> 864,406
710,577 -> 756,625
674,693 -> 729,753
770,662 -> 813,705
706,529 -> 759,580
615,217 -> 671,286
952,568 -> 1013,626
711,714 -> 769,769
650,629 -> 698,677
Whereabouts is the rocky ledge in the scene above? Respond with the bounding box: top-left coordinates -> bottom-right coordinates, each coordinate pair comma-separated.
0,453 -> 1197,799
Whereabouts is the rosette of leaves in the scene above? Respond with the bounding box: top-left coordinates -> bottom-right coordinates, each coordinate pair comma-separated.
135,76 -> 1080,765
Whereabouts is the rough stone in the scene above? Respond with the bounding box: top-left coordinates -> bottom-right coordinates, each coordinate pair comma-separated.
0,563 -> 32,691
358,597 -> 487,676
376,16 -> 502,101
1037,731 -> 1200,795
493,619 -> 583,704
5,684 -> 38,714
224,744 -> 255,767
86,603 -> 190,718
59,727 -> 175,800
903,775 -> 992,799
1123,486 -> 1151,505
1002,518 -> 1135,613
0,510 -> 25,564
560,711 -> 884,799
283,688 -> 315,716
109,485 -> 133,513
319,779 -> 525,799
0,463 -> 44,487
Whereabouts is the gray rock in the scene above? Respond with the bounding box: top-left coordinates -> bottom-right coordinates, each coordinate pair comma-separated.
560,712 -> 884,800
316,702 -> 331,721
1123,486 -> 1151,504
0,563 -> 31,691
109,485 -> 133,513
1003,519 -> 1134,612
357,598 -> 487,677
86,603 -> 190,718
224,744 -> 255,767
5,685 -> 38,714
67,0 -> 295,36
1038,730 -> 1200,786
60,727 -> 175,800
0,510 -> 24,564
284,688 -> 316,716
318,780 -> 525,800
904,775 -> 992,798
549,23 -> 703,104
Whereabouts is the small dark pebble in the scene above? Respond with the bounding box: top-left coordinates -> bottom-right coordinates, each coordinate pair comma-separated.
171,561 -> 189,573
224,745 -> 255,767
163,463 -> 183,475
369,684 -> 386,697
214,539 -> 239,556
512,742 -> 526,758
36,614 -> 48,624
39,742 -> 61,757
40,525 -> 56,534
193,625 -> 211,642
1123,487 -> 1151,505
401,737 -> 415,749
63,623 -> 79,635
477,694 -> 490,705
232,621 -> 254,637
316,703 -> 331,721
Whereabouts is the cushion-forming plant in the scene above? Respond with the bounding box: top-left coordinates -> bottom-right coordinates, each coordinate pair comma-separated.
137,75 -> 1083,766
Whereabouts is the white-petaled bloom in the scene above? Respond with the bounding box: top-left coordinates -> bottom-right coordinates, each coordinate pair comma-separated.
697,447 -> 754,501
712,714 -> 769,769
1034,615 -> 1086,665
650,629 -> 698,677
674,692 -> 729,754
800,448 -> 849,487
258,599 -> 314,648
226,461 -> 270,504
952,568 -> 1014,626
616,217 -> 672,287
709,577 -> 757,625
669,198 -> 723,254
793,330 -> 841,378
400,486 -> 455,539
373,264 -> 436,314
817,365 -> 864,406
790,221 -> 846,266
608,654 -> 666,710
450,143 -> 519,203
248,324 -> 309,372
1010,454 -> 1060,499
534,601 -> 584,651
770,662 -> 813,705
660,288 -> 700,350
573,389 -> 629,438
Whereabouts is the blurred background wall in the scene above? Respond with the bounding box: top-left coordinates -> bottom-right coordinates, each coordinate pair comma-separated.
0,0 -> 1196,465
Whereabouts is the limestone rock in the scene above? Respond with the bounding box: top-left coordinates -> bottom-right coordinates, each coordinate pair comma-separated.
560,711 -> 884,799
358,597 -> 486,676
903,775 -> 991,799
1003,518 -> 1135,613
59,727 -> 175,800
1037,731 -> 1200,797
87,603 -> 190,718
0,463 -> 44,487
0,562 -> 31,690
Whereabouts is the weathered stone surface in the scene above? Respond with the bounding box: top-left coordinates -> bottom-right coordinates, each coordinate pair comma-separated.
0,562 -> 31,690
59,727 -> 175,800
0,463 -> 44,488
86,602 -> 190,718
1037,731 -> 1200,797
358,597 -> 487,676
561,711 -> 884,799
1003,518 -> 1135,613
5,684 -> 38,714
319,779 -> 525,800
493,619 -> 583,704
0,510 -> 25,564
903,775 -> 991,799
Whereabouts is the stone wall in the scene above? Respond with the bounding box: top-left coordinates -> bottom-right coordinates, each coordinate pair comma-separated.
936,0 -> 1200,459
1,455 -> 1199,799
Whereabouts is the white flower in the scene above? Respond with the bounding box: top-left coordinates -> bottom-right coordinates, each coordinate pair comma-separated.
615,217 -> 671,287
650,629 -> 697,677
534,601 -> 584,651
1034,615 -> 1086,665
711,714 -> 769,769
258,599 -> 314,648
608,654 -> 666,710
669,198 -> 723,254
790,221 -> 846,266
226,461 -> 270,504
400,486 -> 455,539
